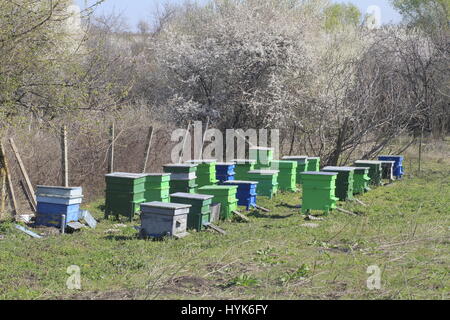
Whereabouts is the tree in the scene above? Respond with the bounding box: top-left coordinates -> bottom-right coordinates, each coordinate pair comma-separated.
324,2 -> 361,31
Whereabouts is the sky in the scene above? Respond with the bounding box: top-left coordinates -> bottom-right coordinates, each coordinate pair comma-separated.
75,0 -> 403,31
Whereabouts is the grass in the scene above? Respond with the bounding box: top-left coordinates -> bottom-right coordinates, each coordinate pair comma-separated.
0,142 -> 449,300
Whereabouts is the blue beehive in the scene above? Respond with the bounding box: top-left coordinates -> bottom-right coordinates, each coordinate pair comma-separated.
378,155 -> 404,179
35,186 -> 83,227
222,180 -> 258,210
216,162 -> 236,184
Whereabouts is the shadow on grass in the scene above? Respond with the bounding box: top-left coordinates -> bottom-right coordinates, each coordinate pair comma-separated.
248,210 -> 294,219
276,202 -> 302,209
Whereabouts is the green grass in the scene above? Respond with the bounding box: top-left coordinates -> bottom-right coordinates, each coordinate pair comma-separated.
0,150 -> 449,300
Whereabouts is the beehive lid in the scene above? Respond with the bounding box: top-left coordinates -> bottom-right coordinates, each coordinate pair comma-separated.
282,156 -> 308,160
216,162 -> 235,166
106,172 -> 147,179
198,185 -> 238,191
355,160 -> 382,164
379,160 -> 396,164
223,180 -> 259,185
307,157 -> 320,160
248,170 -> 279,175
233,159 -> 256,164
186,159 -> 217,164
145,173 -> 171,177
322,166 -> 356,172
140,201 -> 191,210
301,171 -> 337,176
164,164 -> 198,168
36,185 -> 82,191
250,147 -> 274,151
353,166 -> 371,171
170,193 -> 214,200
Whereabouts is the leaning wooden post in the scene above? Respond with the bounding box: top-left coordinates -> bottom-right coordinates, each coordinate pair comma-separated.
178,121 -> 192,164
108,123 -> 115,173
61,125 -> 69,187
9,138 -> 36,207
142,126 -> 154,173
0,142 -> 18,219
0,168 -> 6,218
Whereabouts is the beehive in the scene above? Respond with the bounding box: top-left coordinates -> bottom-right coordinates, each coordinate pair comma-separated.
378,155 -> 404,179
300,172 -> 339,215
186,159 -> 218,187
216,162 -> 236,184
322,166 -> 355,201
306,157 -> 321,172
270,160 -> 297,192
282,156 -> 309,184
247,170 -> 279,198
144,173 -> 171,203
163,164 -> 198,194
197,185 -> 238,220
105,173 -> 147,220
354,161 -> 383,186
140,202 -> 190,238
35,186 -> 83,227
352,167 -> 371,194
222,180 -> 258,210
249,147 -> 274,169
170,193 -> 214,231
233,159 -> 256,180
379,160 -> 395,181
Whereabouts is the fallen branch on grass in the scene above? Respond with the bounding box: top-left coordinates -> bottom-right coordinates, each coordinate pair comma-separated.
335,207 -> 358,216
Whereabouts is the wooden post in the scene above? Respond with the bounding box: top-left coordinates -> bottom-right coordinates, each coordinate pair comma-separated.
9,138 -> 36,207
142,126 -> 154,173
0,168 -> 6,218
61,125 -> 69,187
108,123 -> 115,173
179,121 -> 191,163
418,128 -> 423,173
19,180 -> 36,213
0,142 -> 18,218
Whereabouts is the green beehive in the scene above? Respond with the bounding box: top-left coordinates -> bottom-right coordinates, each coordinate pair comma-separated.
250,147 -> 274,169
247,170 -> 279,198
352,167 -> 371,194
105,172 -> 147,220
144,173 -> 171,203
282,156 -> 309,184
307,157 -> 321,172
170,193 -> 214,231
197,185 -> 238,220
322,166 -> 355,201
354,161 -> 382,186
233,159 -> 256,180
163,164 -> 198,194
270,160 -> 297,192
186,159 -> 219,187
300,172 -> 339,215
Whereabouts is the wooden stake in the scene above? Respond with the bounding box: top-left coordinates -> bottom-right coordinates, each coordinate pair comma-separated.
179,121 -> 191,163
203,222 -> 226,235
19,180 -> 36,213
0,168 -> 6,219
61,125 -> 69,187
255,205 -> 270,213
9,138 -> 36,207
353,198 -> 367,207
232,210 -> 250,222
108,123 -> 115,173
336,207 -> 357,216
0,142 -> 18,218
142,126 -> 154,173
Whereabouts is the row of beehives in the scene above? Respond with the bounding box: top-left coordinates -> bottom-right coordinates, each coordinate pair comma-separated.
98,147 -> 404,239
